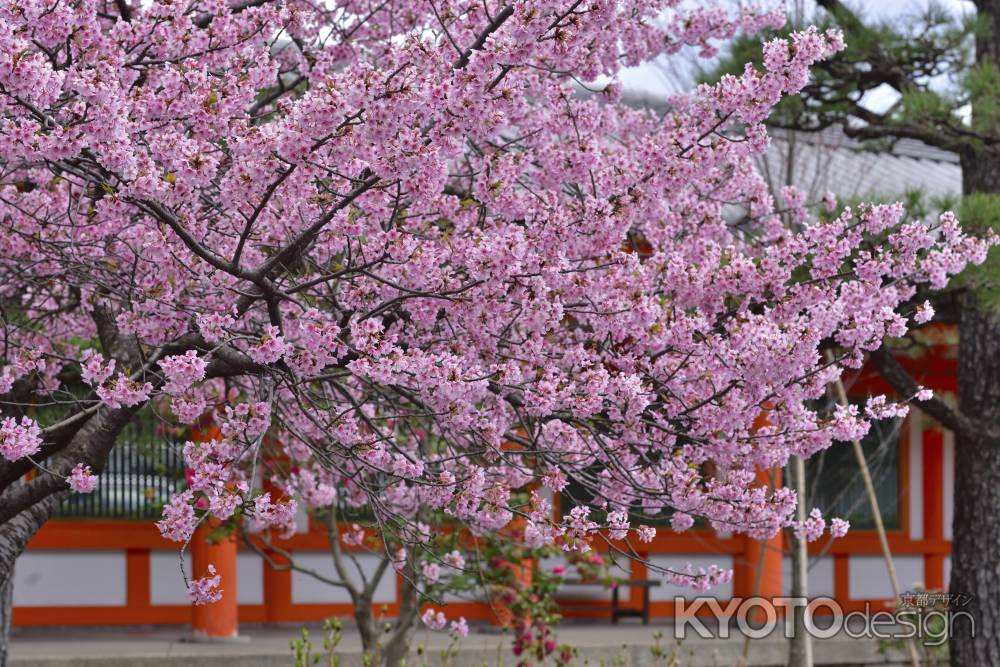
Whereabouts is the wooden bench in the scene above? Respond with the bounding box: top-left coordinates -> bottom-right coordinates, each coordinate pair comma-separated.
559,578 -> 661,625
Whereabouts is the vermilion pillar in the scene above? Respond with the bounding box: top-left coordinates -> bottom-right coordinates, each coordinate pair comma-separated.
188,417 -> 238,638
736,532 -> 784,599
922,428 -> 946,590
733,411 -> 784,606
191,521 -> 239,640
734,471 -> 784,604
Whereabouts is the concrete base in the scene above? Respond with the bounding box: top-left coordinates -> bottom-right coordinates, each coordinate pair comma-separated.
179,633 -> 250,644
8,623 -> 913,667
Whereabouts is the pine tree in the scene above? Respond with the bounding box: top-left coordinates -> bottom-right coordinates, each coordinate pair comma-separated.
711,2 -> 1000,664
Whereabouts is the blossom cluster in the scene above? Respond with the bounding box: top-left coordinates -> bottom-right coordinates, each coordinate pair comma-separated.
66,464 -> 99,494
0,0 -> 993,597
0,416 -> 42,462
421,608 -> 469,639
187,564 -> 223,606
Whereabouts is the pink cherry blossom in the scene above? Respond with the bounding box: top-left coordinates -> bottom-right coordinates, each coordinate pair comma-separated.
421,561 -> 441,584
421,608 -> 448,631
450,617 -> 470,639
187,564 -> 223,605
248,325 -> 290,365
606,510 -> 630,541
671,512 -> 696,533
159,351 -> 208,396
443,550 -> 466,570
250,493 -> 297,538
822,191 -> 838,212
196,310 -> 236,344
665,563 -> 734,591
66,463 -> 98,493
0,416 -> 42,462
830,518 -> 851,539
794,508 -> 827,542
914,301 -> 936,324
80,350 -> 116,387
865,395 -> 910,420
392,548 -> 408,573
96,375 -> 153,409
156,490 -> 198,543
341,523 -> 366,547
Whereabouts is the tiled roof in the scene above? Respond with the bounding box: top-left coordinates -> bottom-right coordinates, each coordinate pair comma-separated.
762,127 -> 961,201
616,91 -> 963,201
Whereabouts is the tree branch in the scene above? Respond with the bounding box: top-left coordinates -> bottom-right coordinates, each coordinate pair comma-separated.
0,493 -> 68,580
193,0 -> 273,29
453,5 -> 514,70
253,174 -> 380,281
113,0 -> 132,22
0,403 -> 140,526
868,344 -> 976,439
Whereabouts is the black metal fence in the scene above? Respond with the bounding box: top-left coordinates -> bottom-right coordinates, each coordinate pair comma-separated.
57,415 -> 187,521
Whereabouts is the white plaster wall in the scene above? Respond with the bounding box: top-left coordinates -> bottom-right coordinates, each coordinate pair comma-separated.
237,552 -> 264,604
781,556 -> 835,598
909,414 -> 924,540
291,552 -> 395,604
150,551 -> 191,605
943,556 -> 951,591
14,551 -> 126,607
648,555 -> 733,601
294,504 -> 310,534
848,555 -> 923,600
147,551 -> 263,605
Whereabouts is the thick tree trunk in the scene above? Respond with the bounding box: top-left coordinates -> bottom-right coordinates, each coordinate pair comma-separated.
950,23 -> 1000,648
351,595 -> 378,658
950,296 -> 1000,667
0,493 -> 67,667
961,152 -> 1000,195
348,572 -> 419,667
0,569 -> 12,667
951,0 -> 1000,640
381,575 -> 419,667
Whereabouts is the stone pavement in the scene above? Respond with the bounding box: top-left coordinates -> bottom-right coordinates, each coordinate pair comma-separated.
8,622 -> 911,667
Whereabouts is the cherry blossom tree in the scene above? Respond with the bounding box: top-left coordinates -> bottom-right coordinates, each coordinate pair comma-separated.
0,0 -> 993,660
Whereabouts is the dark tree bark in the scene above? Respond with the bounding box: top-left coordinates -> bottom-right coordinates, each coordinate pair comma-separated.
935,4 -> 1000,664
950,293 -> 1000,667
0,370 -> 142,662
381,574 -> 420,667
870,220 -> 1000,667
960,152 -> 1000,195
949,2 -> 1000,653
744,1 -> 1000,662
0,493 -> 68,667
0,299 -> 258,654
0,568 -> 11,667
860,81 -> 1000,667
